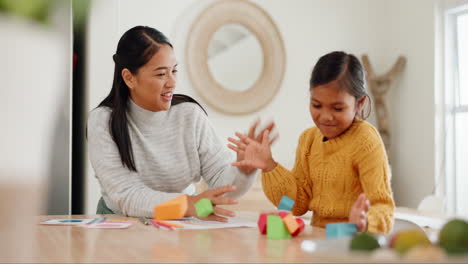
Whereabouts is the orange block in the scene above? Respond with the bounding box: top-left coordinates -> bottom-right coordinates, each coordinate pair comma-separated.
153,194 -> 188,220
282,213 -> 299,234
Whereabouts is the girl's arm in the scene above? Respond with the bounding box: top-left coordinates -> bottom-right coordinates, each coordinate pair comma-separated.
355,127 -> 395,234
261,129 -> 314,216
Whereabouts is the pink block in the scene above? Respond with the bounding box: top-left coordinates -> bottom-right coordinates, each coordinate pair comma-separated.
292,218 -> 305,237
257,213 -> 268,235
278,211 -> 289,219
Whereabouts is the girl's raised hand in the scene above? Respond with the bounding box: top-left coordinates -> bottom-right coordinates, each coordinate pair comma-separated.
248,119 -> 278,145
186,185 -> 239,222
228,129 -> 277,172
230,120 -> 278,174
349,193 -> 370,231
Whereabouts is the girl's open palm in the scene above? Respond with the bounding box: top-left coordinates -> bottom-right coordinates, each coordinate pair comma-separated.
229,130 -> 276,171
349,193 -> 370,231
228,120 -> 277,174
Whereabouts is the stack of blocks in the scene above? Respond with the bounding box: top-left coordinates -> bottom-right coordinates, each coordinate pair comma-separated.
153,194 -> 188,220
258,212 -> 305,239
257,195 -> 304,239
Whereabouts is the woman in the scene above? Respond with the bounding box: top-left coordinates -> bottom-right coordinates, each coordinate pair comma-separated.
87,26 -> 270,221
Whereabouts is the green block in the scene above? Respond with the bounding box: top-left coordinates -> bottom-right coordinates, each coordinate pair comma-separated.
267,215 -> 291,239
195,198 -> 214,217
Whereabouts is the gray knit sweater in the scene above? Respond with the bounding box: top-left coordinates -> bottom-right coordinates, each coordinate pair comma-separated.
87,99 -> 256,217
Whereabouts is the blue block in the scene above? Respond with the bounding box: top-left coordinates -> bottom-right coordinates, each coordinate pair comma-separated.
277,196 -> 295,211
326,223 -> 358,239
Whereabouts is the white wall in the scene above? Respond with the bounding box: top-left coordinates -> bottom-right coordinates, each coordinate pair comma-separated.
376,0 -> 437,208
85,0 -> 439,213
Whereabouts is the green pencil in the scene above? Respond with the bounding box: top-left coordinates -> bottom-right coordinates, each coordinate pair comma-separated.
139,216 -> 150,225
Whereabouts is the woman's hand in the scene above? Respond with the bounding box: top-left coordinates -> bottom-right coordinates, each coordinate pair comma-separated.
229,120 -> 277,174
349,193 -> 370,231
186,185 -> 239,222
229,129 -> 277,172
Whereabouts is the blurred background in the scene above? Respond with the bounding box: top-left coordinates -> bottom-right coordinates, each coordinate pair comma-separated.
0,0 -> 467,221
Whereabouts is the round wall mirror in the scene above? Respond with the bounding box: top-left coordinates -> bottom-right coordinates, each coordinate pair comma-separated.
208,23 -> 264,92
186,0 -> 286,114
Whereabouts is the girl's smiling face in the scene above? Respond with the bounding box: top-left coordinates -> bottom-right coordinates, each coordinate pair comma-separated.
310,80 -> 365,140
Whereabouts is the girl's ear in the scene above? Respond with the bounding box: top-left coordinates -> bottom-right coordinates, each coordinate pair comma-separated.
356,96 -> 367,113
122,68 -> 135,90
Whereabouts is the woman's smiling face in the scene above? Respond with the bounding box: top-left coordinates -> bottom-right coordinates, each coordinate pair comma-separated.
125,44 -> 178,112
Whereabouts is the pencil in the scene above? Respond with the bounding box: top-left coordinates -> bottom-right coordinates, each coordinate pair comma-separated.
139,217 -> 150,225
158,221 -> 184,228
150,219 -> 160,229
154,221 -> 174,230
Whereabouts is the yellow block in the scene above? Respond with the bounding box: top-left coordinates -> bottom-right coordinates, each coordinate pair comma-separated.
153,194 -> 188,220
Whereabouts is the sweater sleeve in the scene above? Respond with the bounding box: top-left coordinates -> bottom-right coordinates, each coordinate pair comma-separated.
194,109 -> 256,198
87,108 -> 184,217
354,126 -> 395,234
261,129 -> 313,216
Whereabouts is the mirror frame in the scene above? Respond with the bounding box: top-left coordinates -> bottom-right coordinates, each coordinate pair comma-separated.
186,0 -> 286,114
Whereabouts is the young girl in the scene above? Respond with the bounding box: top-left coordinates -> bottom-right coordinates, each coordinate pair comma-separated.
87,26 -> 273,221
228,51 -> 395,234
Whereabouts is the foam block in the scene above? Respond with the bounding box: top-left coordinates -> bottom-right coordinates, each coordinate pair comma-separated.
267,215 -> 291,239
194,198 -> 214,217
153,194 -> 188,220
282,214 -> 299,234
277,196 -> 295,211
325,223 -> 357,239
257,213 -> 268,234
292,217 -> 305,236
277,211 -> 289,219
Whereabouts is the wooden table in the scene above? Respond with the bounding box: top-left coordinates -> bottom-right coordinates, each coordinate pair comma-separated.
26,210 -> 468,263
33,212 -> 334,263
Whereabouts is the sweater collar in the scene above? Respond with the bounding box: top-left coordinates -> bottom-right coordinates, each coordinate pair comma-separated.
128,99 -> 169,131
318,119 -> 362,153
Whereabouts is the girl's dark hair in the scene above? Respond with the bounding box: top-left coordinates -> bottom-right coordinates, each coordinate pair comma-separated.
309,51 -> 371,119
97,26 -> 205,172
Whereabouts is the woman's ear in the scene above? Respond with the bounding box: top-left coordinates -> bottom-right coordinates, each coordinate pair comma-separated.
122,68 -> 135,90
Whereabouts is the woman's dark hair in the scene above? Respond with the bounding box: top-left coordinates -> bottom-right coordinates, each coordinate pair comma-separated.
97,26 -> 205,171
309,51 -> 371,119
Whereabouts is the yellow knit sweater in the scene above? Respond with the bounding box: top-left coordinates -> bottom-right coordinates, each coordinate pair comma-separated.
262,120 -> 395,234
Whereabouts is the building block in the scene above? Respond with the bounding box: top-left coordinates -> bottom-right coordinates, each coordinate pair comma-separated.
277,211 -> 289,219
277,195 -> 295,211
326,223 -> 357,239
153,194 -> 188,220
282,213 -> 299,234
292,217 -> 305,237
194,198 -> 214,217
267,215 -> 291,239
257,213 -> 268,234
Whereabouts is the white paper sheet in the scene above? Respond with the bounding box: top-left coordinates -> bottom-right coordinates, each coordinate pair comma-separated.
163,217 -> 257,230
40,219 -> 95,225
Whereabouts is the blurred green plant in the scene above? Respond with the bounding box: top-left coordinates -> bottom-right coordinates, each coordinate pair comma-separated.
72,0 -> 90,30
0,0 -> 89,27
0,0 -> 54,24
